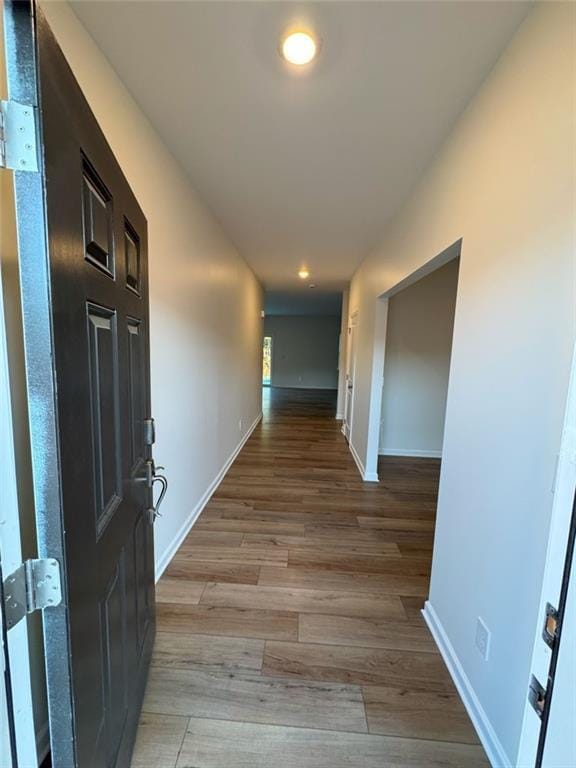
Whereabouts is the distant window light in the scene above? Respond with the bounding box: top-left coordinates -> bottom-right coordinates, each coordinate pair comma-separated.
262,336 -> 272,386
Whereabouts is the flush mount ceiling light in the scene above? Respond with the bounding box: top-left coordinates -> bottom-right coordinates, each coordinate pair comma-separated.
281,31 -> 318,66
298,267 -> 310,279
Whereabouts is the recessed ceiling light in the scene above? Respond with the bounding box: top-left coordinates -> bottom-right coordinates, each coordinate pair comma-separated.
298,267 -> 310,279
282,31 -> 317,66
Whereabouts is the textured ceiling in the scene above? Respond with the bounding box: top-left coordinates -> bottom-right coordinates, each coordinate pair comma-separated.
71,0 -> 531,290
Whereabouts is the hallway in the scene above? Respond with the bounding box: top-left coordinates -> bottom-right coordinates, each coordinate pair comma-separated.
131,388 -> 488,767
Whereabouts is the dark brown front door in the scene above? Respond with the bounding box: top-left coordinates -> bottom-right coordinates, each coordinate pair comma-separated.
4,2 -> 156,766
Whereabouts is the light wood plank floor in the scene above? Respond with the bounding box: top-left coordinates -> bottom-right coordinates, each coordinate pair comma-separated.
131,387 -> 488,767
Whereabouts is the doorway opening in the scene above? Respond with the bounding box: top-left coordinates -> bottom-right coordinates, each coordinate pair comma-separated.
262,335 -> 272,386
363,240 -> 462,481
378,258 -> 459,462
376,256 -> 460,584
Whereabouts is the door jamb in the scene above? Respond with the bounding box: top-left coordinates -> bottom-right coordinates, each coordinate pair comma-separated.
516,342 -> 576,766
343,311 -> 358,442
0,189 -> 38,767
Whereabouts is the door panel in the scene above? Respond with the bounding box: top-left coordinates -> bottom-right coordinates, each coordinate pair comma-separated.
82,158 -> 115,275
127,318 -> 145,471
3,2 -> 156,766
100,553 -> 129,766
87,303 -> 122,533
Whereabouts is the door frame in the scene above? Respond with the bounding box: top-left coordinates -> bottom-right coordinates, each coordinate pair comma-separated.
3,2 -> 75,763
0,216 -> 39,767
516,342 -> 576,766
335,290 -> 349,421
0,603 -> 14,768
363,240 -> 461,482
342,311 -> 358,443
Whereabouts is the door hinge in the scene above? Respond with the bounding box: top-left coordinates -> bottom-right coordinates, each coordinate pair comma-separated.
0,100 -> 39,172
542,602 -> 559,650
528,674 -> 547,718
2,558 -> 62,630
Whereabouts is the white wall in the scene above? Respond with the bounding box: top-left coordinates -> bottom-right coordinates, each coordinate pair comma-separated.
380,259 -> 459,457
38,2 -> 263,580
264,315 -> 340,389
347,3 -> 575,765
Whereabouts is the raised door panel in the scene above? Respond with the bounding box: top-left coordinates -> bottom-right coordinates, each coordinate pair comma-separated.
100,553 -> 129,767
82,158 -> 115,277
87,303 -> 122,536
126,318 -> 144,472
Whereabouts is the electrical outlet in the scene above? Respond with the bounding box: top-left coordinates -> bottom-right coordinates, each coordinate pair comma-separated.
475,617 -> 491,661
238,419 -> 243,433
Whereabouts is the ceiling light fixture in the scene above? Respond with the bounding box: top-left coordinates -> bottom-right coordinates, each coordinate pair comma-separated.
281,31 -> 318,66
298,267 -> 310,279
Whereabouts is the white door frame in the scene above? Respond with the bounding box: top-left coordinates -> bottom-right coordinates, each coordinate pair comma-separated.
516,342 -> 576,766
335,290 -> 349,421
1,603 -> 14,768
363,240 -> 461,482
342,311 -> 358,442
0,236 -> 38,768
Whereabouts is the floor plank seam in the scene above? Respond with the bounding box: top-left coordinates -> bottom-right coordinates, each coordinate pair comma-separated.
140,710 -> 482,746
133,389 -> 489,766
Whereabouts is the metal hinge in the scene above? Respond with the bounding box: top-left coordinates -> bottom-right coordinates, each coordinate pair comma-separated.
2,558 -> 62,630
542,602 -> 559,650
528,674 -> 547,718
0,100 -> 39,172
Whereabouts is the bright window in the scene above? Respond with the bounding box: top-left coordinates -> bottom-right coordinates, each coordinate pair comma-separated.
262,336 -> 272,386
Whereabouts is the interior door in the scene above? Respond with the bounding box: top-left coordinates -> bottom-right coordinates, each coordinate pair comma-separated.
343,322 -> 356,440
4,3 -> 156,766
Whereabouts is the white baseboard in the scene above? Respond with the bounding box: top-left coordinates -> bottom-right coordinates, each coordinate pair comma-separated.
271,385 -> 338,390
422,601 -> 512,768
335,412 -> 343,420
349,439 -> 379,483
154,411 -> 262,582
379,447 -> 442,458
36,720 -> 49,765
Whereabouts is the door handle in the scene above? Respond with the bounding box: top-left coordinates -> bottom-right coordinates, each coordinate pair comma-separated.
135,459 -> 168,524
151,474 -> 168,518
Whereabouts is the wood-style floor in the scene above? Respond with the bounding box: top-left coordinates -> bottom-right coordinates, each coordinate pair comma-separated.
131,387 -> 488,768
